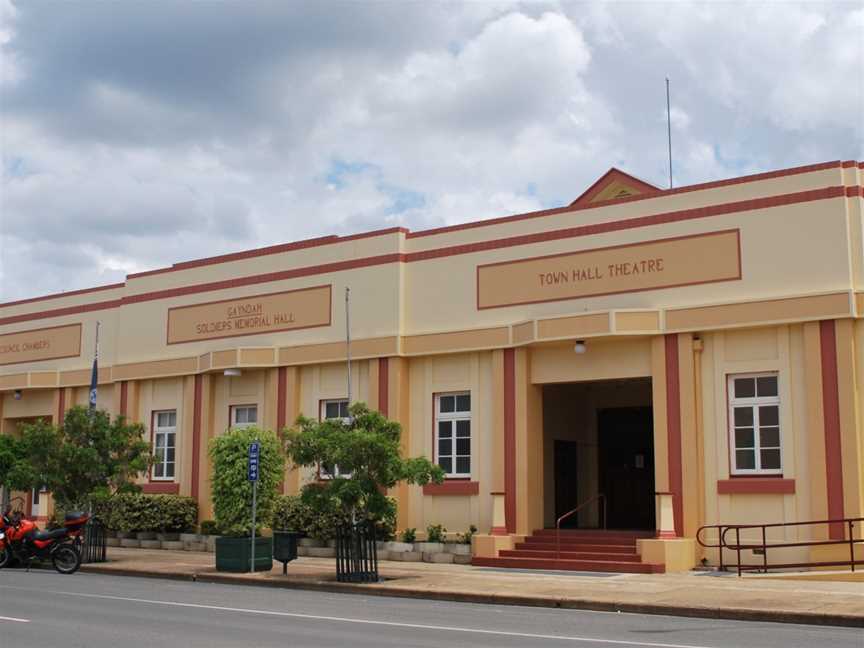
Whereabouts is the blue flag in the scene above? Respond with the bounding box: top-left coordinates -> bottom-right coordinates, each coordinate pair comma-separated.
88,356 -> 98,411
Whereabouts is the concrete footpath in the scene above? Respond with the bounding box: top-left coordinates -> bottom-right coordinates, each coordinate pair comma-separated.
81,548 -> 864,628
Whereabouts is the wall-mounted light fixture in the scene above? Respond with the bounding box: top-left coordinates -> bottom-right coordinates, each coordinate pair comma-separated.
573,340 -> 587,354
223,368 -> 242,377
13,389 -> 22,400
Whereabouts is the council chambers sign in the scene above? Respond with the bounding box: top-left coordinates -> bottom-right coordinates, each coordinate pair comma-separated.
0,323 -> 82,366
167,285 -> 332,344
476,230 -> 741,309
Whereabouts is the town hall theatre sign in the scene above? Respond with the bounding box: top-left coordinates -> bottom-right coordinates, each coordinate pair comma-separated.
167,285 -> 332,344
476,230 -> 741,309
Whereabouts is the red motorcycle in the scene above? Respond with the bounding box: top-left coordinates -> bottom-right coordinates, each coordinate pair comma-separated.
0,497 -> 86,574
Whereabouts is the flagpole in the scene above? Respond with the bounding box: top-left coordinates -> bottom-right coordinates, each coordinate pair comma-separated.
89,321 -> 101,413
345,287 -> 351,409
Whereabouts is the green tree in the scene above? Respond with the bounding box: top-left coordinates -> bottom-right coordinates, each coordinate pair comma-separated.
16,406 -> 154,512
284,402 -> 444,526
0,433 -> 33,496
209,427 -> 285,537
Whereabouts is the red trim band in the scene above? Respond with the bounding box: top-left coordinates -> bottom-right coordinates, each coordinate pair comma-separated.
717,478 -> 796,495
820,320 -> 845,539
276,367 -> 287,431
56,388 -> 66,424
422,481 -> 479,496
665,335 -> 683,538
378,358 -> 389,417
503,348 -> 517,534
406,162 -> 847,239
1,183 -> 855,326
141,483 -> 180,495
191,375 -> 203,501
119,381 -> 128,418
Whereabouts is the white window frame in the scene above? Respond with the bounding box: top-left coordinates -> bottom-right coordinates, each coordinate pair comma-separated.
152,410 -> 177,481
434,391 -> 472,479
31,487 -> 47,517
320,399 -> 350,424
230,404 -> 258,430
727,372 -> 782,476
319,399 -> 350,478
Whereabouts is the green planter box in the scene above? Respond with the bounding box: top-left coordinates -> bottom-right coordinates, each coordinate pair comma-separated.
215,536 -> 273,573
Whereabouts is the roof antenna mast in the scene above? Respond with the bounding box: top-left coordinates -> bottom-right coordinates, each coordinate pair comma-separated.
666,77 -> 673,189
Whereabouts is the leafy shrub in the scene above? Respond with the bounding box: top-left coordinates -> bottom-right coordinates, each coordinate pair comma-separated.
400,528 -> 416,544
209,427 -> 284,537
155,496 -> 198,533
374,497 -> 397,541
272,493 -> 397,541
200,520 -> 221,536
272,493 -> 349,540
426,524 -> 446,543
92,494 -> 197,533
458,525 -> 478,545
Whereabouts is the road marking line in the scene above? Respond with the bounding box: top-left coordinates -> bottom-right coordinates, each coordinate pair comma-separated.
0,616 -> 30,623
0,586 -> 716,648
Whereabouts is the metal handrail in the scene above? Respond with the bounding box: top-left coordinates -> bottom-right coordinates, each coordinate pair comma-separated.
555,493 -> 606,564
697,516 -> 864,576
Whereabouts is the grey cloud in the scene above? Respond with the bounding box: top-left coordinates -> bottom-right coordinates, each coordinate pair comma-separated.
0,1 -> 862,302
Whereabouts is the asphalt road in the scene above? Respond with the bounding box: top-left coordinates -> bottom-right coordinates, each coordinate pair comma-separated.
0,570 -> 859,648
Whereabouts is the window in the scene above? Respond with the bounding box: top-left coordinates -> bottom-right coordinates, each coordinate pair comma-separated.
728,373 -> 781,475
320,399 -> 349,477
435,392 -> 471,478
321,399 -> 350,423
153,410 -> 177,480
31,488 -> 46,517
231,405 -> 258,430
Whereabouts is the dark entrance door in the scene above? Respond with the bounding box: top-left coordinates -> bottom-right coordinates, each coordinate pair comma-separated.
598,407 -> 655,530
554,440 -> 580,528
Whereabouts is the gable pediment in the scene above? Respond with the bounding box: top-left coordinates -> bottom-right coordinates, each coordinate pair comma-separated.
571,168 -> 661,207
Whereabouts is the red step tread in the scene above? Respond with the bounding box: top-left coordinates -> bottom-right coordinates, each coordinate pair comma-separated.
500,549 -> 642,562
472,556 -> 665,574
516,542 -> 637,554
532,529 -> 653,538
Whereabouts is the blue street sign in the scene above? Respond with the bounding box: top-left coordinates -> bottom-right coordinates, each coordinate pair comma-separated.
248,442 -> 260,482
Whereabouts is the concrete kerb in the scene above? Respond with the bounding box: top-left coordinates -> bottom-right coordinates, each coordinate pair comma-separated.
78,563 -> 864,629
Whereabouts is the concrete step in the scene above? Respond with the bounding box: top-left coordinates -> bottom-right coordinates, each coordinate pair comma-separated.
472,556 -> 665,574
500,549 -> 642,562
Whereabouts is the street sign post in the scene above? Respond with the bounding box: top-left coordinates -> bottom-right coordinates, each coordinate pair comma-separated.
248,441 -> 260,572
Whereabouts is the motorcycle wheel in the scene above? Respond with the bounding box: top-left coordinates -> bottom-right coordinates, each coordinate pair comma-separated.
0,546 -> 10,569
52,544 -> 81,575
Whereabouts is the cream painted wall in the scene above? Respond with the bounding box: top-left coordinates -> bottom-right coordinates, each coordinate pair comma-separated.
531,338 -> 652,384
210,370 -> 269,438
407,352 -> 493,535
70,384 -> 115,412
136,378 -> 186,487
700,325 -> 814,565
1,389 -> 53,429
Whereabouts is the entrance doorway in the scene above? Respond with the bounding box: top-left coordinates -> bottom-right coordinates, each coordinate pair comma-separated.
598,407 -> 655,530
543,378 -> 655,531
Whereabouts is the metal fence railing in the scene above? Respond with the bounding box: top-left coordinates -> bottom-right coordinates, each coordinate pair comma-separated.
697,516 -> 863,576
79,517 -> 107,564
335,522 -> 378,583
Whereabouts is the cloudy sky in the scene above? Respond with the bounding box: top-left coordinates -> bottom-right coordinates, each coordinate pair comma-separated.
1,1 -> 861,302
